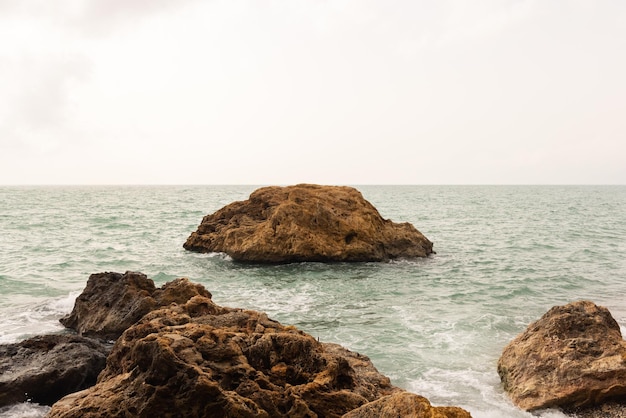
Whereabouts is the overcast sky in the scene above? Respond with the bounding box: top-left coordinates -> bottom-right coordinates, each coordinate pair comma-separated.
1,0 -> 625,185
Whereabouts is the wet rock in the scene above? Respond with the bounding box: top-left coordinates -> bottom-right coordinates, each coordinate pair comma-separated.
566,401 -> 626,418
183,184 -> 433,263
497,300 -> 626,411
60,271 -> 211,341
342,392 -> 472,418
0,334 -> 109,407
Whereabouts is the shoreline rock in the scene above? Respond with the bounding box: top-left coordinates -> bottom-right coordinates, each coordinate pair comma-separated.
60,271 -> 211,341
498,300 -> 626,412
47,271 -> 470,417
0,334 -> 109,407
183,184 -> 434,263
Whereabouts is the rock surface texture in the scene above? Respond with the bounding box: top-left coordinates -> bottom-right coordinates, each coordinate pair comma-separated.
498,300 -> 626,411
50,296 -> 395,418
342,392 -> 472,418
60,271 -> 212,341
0,334 -> 109,407
183,184 -> 434,263
49,272 -> 470,418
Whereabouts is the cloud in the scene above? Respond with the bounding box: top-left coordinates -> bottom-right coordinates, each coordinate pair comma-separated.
72,0 -> 203,37
0,54 -> 91,154
1,0 -> 625,184
0,0 -> 192,155
391,0 -> 537,55
0,0 -> 203,38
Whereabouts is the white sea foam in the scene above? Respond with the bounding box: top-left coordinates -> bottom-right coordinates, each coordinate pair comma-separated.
203,252 -> 233,261
0,292 -> 78,344
407,368 -> 569,418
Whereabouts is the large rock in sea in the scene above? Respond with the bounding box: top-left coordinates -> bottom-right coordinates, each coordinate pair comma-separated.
0,334 -> 108,407
49,272 -> 470,418
183,184 -> 434,263
497,300 -> 626,411
60,271 -> 211,341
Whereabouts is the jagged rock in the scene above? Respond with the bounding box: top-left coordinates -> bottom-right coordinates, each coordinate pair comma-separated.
183,184 -> 433,263
342,392 -> 472,418
49,295 -> 397,417
49,272 -> 470,417
49,283 -> 471,417
497,300 -> 626,411
60,271 -> 211,341
0,334 -> 109,407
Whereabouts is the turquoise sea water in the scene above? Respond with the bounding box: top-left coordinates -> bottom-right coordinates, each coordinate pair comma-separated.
1,185 -> 625,417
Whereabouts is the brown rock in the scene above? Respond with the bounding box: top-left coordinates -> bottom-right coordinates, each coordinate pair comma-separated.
49,296 -> 397,418
183,184 -> 433,263
497,300 -> 626,411
49,272 -> 470,417
0,334 -> 109,407
60,271 -> 211,341
342,392 -> 472,418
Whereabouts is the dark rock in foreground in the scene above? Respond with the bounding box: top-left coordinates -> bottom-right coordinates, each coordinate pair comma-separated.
60,271 -> 211,341
0,334 -> 109,407
49,272 -> 470,418
498,300 -> 626,411
183,184 -> 434,263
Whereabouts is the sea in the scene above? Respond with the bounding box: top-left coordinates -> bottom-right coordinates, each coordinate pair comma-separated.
1,185 -> 625,418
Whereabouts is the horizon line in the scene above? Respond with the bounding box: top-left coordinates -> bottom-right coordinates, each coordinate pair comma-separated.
1,183 -> 624,187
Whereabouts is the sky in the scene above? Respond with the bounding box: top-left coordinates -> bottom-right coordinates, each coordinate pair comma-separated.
1,0 -> 625,185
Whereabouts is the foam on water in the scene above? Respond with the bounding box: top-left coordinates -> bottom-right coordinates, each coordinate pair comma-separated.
0,404 -> 50,418
407,368 -> 570,418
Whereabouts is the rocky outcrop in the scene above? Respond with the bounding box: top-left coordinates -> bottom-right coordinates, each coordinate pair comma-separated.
342,392 -> 472,418
49,272 -> 470,418
498,300 -> 626,411
0,334 -> 109,407
60,271 -> 211,341
49,296 -> 396,418
183,184 -> 434,263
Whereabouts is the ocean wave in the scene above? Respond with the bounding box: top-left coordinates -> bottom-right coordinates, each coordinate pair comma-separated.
0,292 -> 77,344
0,403 -> 50,418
